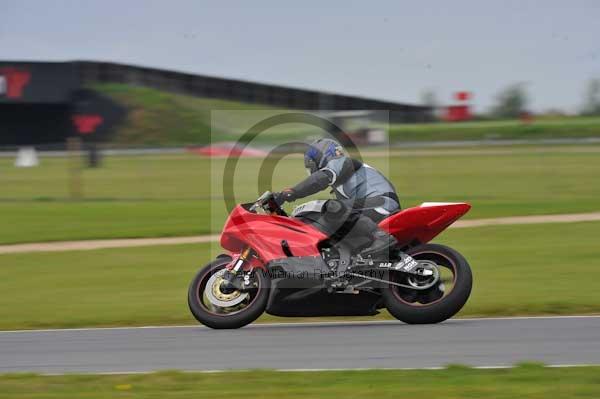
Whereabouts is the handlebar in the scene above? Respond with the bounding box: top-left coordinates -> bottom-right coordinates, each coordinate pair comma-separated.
249,191 -> 272,212
249,191 -> 287,216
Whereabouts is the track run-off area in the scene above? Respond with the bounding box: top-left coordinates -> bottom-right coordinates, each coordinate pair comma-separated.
1,211 -> 600,254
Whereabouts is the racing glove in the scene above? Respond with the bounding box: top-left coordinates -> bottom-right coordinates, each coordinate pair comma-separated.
273,188 -> 297,205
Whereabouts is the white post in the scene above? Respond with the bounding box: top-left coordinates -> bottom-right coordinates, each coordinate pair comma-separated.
14,147 -> 40,168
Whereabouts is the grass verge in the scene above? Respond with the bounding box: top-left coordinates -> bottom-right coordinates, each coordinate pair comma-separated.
2,364 -> 600,398
389,116 -> 600,142
2,147 -> 600,244
97,83 -> 600,145
0,221 -> 599,330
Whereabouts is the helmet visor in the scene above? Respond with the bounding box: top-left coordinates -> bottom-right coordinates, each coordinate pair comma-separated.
304,156 -> 318,174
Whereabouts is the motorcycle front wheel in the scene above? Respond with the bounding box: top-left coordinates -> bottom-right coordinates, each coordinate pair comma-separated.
188,256 -> 270,329
382,243 -> 472,324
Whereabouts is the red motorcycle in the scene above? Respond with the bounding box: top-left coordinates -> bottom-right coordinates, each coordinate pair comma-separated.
188,192 -> 473,329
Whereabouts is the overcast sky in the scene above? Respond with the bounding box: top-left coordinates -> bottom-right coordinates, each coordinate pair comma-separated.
2,0 -> 599,113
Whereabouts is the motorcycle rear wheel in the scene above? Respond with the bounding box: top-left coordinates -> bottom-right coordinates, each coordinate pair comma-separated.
383,243 -> 472,324
188,256 -> 270,329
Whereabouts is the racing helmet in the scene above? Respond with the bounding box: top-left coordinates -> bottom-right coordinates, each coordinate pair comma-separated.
304,138 -> 344,174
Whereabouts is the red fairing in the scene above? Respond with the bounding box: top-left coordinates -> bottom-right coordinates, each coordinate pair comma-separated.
221,202 -> 470,265
379,203 -> 471,247
220,205 -> 327,263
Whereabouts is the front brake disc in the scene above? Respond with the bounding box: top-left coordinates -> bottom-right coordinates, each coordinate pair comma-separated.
204,270 -> 249,308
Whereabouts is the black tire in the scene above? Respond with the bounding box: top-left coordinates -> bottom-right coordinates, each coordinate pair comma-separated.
383,243 -> 472,324
187,256 -> 270,329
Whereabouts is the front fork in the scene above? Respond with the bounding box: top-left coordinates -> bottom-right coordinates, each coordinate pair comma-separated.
231,246 -> 252,273
222,246 -> 254,291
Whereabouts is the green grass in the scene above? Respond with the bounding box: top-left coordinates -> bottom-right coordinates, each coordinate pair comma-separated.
2,364 -> 600,398
1,221 -> 599,330
0,201 -> 208,244
2,147 -> 600,244
96,83 -> 600,145
94,83 -> 303,146
389,116 -> 600,142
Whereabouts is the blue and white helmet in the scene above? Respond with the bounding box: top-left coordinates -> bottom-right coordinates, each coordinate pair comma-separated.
304,138 -> 345,174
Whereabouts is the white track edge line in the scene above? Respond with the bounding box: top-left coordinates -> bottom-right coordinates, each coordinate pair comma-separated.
1,314 -> 600,334
33,363 -> 600,376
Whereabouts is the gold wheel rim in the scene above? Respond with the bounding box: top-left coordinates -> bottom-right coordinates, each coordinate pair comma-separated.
211,276 -> 242,302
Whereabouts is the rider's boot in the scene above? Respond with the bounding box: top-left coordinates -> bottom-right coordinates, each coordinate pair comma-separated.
341,213 -> 398,260
359,228 -> 398,259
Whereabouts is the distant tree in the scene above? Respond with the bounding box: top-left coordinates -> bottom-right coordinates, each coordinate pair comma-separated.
491,83 -> 528,119
541,108 -> 567,117
581,79 -> 600,116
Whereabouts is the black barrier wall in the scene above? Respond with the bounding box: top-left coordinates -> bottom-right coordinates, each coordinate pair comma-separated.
0,60 -> 431,146
0,62 -> 79,104
0,104 -> 72,145
0,62 -> 80,145
0,62 -> 125,146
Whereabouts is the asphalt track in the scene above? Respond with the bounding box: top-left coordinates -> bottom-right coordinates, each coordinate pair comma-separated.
1,316 -> 600,374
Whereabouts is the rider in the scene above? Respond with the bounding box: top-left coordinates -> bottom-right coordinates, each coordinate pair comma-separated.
273,138 -> 400,258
